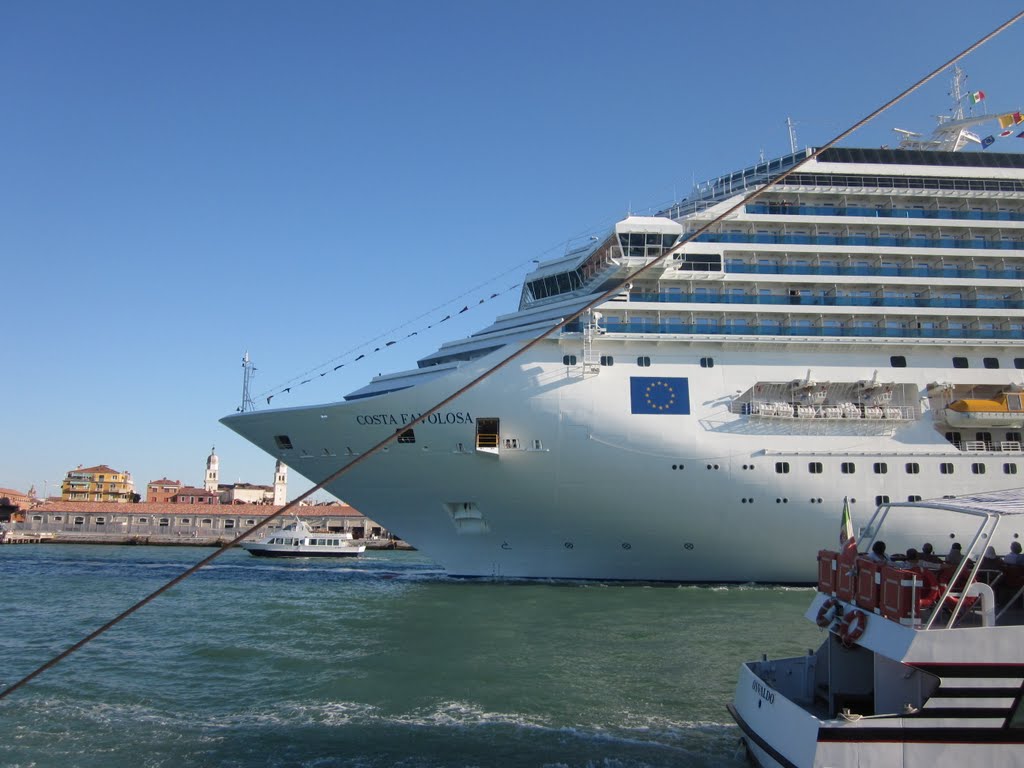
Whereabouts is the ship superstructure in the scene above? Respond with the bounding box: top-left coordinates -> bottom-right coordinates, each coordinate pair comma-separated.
223,141 -> 1024,582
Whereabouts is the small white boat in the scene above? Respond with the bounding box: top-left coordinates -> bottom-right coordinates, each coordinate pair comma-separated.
729,490 -> 1024,768
240,518 -> 366,558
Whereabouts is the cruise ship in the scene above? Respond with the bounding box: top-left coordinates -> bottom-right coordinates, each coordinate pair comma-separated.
223,112 -> 1024,582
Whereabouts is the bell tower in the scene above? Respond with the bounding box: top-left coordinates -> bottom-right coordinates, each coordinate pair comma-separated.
273,459 -> 287,505
205,447 -> 220,492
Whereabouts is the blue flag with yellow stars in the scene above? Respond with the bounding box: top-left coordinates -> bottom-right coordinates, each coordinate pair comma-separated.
630,377 -> 690,415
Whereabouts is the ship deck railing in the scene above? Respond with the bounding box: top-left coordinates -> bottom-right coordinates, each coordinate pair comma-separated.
724,263 -> 1024,279
730,401 -> 915,421
696,231 -> 1024,252
628,292 -> 1024,310
586,323 -> 1022,340
745,203 -> 1024,222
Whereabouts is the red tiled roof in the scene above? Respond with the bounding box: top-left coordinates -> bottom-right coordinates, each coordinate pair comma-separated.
147,478 -> 181,486
69,465 -> 124,475
0,487 -> 29,498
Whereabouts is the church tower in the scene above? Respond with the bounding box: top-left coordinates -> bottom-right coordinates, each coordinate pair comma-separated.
273,460 -> 287,505
205,447 -> 220,492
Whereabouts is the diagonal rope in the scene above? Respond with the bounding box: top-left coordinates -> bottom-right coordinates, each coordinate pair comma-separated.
2,8 -> 1022,703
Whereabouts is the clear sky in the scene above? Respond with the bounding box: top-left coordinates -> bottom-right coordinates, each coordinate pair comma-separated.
3,1 -> 1023,501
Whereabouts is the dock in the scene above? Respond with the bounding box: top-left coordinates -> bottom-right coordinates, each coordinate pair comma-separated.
0,530 -> 56,545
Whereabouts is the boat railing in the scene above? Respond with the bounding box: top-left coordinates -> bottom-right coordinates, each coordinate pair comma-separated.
730,401 -> 914,421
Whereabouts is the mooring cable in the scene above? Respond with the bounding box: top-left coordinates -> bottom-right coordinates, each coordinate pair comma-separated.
2,9 -> 1022,703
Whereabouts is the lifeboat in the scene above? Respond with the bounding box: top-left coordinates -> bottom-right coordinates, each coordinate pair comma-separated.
940,391 -> 1024,428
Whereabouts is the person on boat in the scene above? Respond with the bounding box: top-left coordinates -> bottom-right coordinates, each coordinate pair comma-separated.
903,547 -> 920,566
981,545 -> 1002,569
946,542 -> 963,566
867,540 -> 890,564
1004,541 -> 1024,566
920,542 -> 942,563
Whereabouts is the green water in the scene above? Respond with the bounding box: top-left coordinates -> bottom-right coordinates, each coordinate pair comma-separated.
0,545 -> 821,767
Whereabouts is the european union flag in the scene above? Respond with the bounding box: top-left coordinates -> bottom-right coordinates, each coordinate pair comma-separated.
630,377 -> 690,415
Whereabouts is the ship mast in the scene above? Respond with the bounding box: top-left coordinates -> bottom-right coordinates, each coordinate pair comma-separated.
239,351 -> 256,413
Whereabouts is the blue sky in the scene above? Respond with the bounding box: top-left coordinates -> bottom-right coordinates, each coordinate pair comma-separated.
3,1 -> 1022,500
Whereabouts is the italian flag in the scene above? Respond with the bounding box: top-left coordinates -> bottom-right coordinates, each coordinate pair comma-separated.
839,498 -> 857,563
970,90 -> 986,104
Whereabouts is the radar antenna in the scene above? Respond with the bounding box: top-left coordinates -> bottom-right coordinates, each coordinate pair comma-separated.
239,352 -> 257,413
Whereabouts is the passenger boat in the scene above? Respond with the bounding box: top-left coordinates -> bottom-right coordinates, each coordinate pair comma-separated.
222,68 -> 1024,582
240,518 -> 366,557
728,490 -> 1024,767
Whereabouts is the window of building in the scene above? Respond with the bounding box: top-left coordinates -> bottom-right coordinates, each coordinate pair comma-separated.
600,355 -> 614,366
74,517 -> 84,525
245,519 -> 256,526
984,357 -> 1000,369
95,517 -> 105,525
201,519 -> 212,527
637,356 -> 651,367
700,357 -> 714,368
940,463 -> 954,474
972,463 -> 987,475
873,462 -> 888,474
890,355 -> 907,368
952,357 -> 969,368
32,514 -> 42,522
53,515 -> 62,522
137,517 -> 148,524
808,462 -> 823,474
775,462 -> 790,474
224,519 -> 235,529
563,355 -> 577,366
159,518 -> 169,527
180,518 -> 191,525
905,462 -> 920,474
1005,463 -> 1019,475
841,462 -> 856,474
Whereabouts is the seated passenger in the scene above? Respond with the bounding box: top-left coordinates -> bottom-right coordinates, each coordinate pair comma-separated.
981,545 -> 1002,571
946,542 -> 963,566
903,547 -> 920,567
867,540 -> 890,564
920,542 -> 942,563
1005,541 -> 1024,566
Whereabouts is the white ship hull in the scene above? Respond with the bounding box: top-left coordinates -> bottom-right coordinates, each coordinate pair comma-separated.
223,343 -> 1022,582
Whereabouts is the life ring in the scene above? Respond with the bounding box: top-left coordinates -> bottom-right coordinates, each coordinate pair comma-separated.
840,609 -> 868,646
911,567 -> 941,610
816,597 -> 839,628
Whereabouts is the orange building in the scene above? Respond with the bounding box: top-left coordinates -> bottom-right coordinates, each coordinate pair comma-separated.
147,478 -> 182,503
61,465 -> 134,503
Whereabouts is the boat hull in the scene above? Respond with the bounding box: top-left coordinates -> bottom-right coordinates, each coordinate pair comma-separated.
242,546 -> 364,558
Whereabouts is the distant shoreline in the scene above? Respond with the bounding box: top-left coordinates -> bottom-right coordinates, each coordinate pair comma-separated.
6,531 -> 415,550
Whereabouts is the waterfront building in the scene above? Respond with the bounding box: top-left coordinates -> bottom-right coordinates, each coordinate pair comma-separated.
171,486 -> 220,504
146,478 -> 182,503
17,500 -> 389,540
61,465 -> 134,503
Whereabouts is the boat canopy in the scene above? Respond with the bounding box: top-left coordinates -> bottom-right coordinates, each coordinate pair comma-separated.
886,487 -> 1024,517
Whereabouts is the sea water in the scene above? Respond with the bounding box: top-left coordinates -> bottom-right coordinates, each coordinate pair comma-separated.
0,545 -> 820,767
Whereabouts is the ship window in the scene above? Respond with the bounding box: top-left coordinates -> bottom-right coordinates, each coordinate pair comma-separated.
976,431 -> 992,443
676,253 -> 722,271
397,429 -> 416,444
873,462 -> 888,474
875,495 -> 890,506
808,462 -> 823,474
700,357 -> 714,368
563,355 -> 577,366
637,356 -> 651,367
940,463 -> 954,474
600,355 -> 614,366
274,435 -> 294,450
984,357 -> 1000,369
1015,358 -> 1024,369
945,431 -> 962,448
841,462 -> 856,474
972,463 -> 987,475
907,495 -> 922,502
889,356 -> 907,368
775,462 -> 790,474
905,462 -> 920,474
952,357 -> 969,368
1005,463 -> 1019,475
1008,431 -> 1022,443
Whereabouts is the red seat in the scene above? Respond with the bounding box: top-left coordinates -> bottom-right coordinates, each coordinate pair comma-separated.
818,549 -> 839,595
856,559 -> 883,612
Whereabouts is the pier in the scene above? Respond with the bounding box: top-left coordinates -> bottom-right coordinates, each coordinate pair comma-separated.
0,530 -> 55,545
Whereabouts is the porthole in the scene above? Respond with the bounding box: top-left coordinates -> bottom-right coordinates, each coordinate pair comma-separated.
636,356 -> 651,367
889,355 -> 907,368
